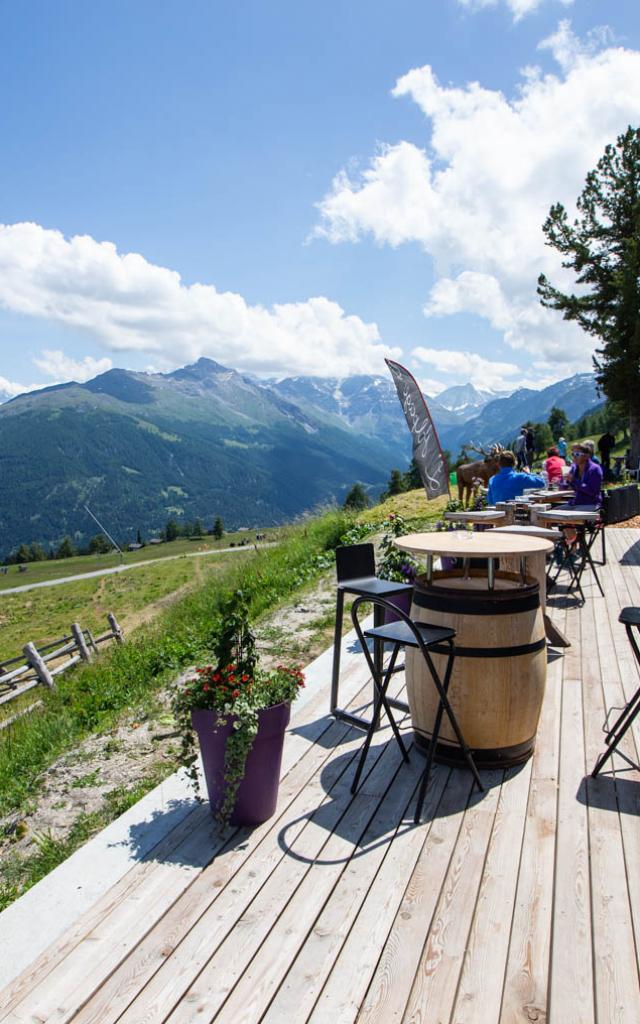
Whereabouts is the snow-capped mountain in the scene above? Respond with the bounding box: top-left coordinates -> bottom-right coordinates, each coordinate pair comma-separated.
433,383 -> 511,414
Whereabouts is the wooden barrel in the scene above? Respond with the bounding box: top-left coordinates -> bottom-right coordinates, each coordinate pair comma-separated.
406,569 -> 546,767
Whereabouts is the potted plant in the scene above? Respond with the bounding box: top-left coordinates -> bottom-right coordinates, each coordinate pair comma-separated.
377,514 -> 419,617
172,590 -> 305,827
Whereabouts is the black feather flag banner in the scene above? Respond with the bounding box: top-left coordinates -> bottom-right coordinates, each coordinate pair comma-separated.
385,358 -> 450,500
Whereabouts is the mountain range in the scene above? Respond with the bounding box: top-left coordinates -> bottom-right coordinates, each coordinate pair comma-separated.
0,358 -> 601,555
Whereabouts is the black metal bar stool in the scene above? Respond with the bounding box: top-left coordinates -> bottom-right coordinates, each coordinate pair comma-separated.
592,607 -> 640,777
547,522 -> 604,602
330,543 -> 413,730
349,594 -> 484,823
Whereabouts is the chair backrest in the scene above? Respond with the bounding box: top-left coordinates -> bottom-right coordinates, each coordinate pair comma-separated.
336,543 -> 376,583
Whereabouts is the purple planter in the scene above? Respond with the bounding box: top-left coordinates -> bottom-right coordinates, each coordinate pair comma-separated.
192,701 -> 291,826
440,556 -> 458,571
384,588 -> 413,623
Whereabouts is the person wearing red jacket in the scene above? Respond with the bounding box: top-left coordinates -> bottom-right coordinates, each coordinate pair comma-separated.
544,447 -> 565,485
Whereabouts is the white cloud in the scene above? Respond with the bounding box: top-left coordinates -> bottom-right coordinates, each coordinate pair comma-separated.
0,375 -> 29,399
316,24 -> 640,380
0,223 -> 395,379
32,349 -> 113,383
457,0 -> 574,23
412,346 -> 523,390
412,345 -> 565,390
417,376 -> 448,397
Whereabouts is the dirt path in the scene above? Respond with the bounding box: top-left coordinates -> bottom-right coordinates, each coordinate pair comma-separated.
0,543 -> 274,597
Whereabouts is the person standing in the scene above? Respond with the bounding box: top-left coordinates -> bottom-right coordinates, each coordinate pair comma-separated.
557,436 -> 568,461
597,431 -> 616,476
525,427 -> 535,468
514,428 -> 527,470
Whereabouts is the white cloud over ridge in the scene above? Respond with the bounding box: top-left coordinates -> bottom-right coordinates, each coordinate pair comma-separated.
458,0 -> 574,22
0,375 -> 29,399
316,23 -> 640,379
0,223 -> 395,380
32,350 -> 113,383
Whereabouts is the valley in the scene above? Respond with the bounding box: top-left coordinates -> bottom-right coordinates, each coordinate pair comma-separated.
0,357 -> 602,558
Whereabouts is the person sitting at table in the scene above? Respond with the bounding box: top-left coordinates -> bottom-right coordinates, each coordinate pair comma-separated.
486,450 -> 546,504
563,442 -> 603,507
544,446 -> 565,485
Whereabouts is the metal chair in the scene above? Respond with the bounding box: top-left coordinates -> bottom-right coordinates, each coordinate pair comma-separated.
592,607 -> 640,777
349,594 -> 483,823
330,543 -> 413,730
546,518 -> 605,603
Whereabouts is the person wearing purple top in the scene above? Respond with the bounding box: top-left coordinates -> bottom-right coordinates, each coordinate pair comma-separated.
564,443 -> 603,507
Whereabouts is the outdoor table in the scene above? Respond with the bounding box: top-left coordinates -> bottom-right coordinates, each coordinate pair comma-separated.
394,532 -> 554,767
444,510 -> 505,527
527,489 -> 573,504
533,507 -> 604,602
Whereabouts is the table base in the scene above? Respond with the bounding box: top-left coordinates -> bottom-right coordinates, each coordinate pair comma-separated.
413,730 -> 535,768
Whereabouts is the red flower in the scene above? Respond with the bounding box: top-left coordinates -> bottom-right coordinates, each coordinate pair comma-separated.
203,683 -> 210,691
241,674 -> 249,682
232,689 -> 240,698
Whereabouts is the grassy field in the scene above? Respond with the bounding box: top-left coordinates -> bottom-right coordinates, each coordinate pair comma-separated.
0,529 -> 277,592
0,552 -> 237,665
359,489 -> 448,525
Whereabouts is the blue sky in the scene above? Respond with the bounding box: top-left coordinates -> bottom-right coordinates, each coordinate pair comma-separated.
0,0 -> 639,399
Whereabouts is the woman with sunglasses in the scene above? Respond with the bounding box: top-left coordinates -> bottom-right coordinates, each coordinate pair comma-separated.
565,442 -> 603,508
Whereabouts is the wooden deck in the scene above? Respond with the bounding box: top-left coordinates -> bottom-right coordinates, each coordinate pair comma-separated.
1,529 -> 640,1023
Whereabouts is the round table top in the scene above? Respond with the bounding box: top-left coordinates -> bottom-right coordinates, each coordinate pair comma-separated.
395,531 -> 555,558
444,510 -> 506,523
534,507 -> 601,523
527,489 -> 572,503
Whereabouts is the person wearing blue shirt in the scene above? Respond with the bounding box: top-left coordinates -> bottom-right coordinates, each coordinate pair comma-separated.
487,451 -> 546,504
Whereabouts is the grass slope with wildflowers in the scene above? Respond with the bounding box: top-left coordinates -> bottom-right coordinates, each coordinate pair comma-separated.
0,491 -> 446,909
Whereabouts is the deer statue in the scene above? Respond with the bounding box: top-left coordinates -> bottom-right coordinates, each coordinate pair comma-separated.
456,443 -> 504,506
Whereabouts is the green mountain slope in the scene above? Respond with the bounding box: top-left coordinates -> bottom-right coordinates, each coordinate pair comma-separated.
0,359 -> 403,555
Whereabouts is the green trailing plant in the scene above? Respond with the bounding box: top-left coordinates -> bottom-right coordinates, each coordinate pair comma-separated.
171,590 -> 304,825
376,513 -> 419,583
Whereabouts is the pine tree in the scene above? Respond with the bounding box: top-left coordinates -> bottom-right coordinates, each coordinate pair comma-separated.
343,483 -> 369,511
384,468 -> 407,498
547,406 -> 569,440
56,536 -> 76,560
89,534 -> 111,554
404,458 -> 423,490
164,518 -> 180,542
15,543 -> 32,563
212,516 -> 224,540
538,126 -> 640,462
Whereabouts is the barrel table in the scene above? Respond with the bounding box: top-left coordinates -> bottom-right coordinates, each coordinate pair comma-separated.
395,532 -> 555,768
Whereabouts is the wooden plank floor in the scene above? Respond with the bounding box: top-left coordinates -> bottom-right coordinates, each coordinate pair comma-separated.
2,529 -> 640,1024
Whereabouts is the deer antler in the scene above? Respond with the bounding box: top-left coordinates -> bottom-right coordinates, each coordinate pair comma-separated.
466,441 -> 491,457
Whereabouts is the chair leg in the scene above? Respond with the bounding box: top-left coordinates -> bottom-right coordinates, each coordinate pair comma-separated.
330,590 -> 344,715
414,651 -> 453,823
423,646 -> 484,795
592,698 -> 640,777
351,644 -> 407,795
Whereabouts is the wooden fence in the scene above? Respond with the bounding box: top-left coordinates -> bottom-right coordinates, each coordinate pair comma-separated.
0,613 -> 124,728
